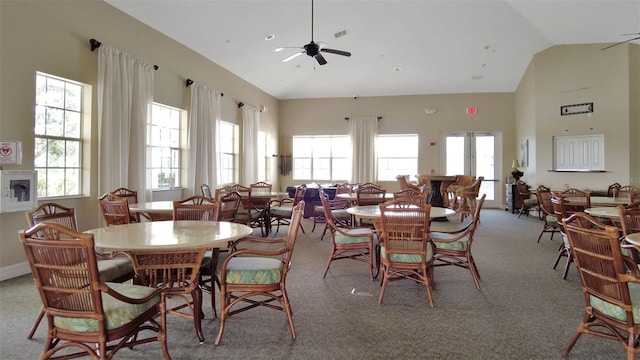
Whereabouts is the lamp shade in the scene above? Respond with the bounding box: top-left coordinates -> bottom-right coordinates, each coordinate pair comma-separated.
512,160 -> 520,169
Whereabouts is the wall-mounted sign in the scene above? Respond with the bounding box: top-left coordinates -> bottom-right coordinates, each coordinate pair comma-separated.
560,102 -> 593,116
0,141 -> 22,165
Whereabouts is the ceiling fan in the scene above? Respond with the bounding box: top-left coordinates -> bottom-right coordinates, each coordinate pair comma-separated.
275,0 -> 351,65
601,32 -> 640,50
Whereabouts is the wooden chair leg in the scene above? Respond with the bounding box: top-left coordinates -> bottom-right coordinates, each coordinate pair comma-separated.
26,307 -> 44,339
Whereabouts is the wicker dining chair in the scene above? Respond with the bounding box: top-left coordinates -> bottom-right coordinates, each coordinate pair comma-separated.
431,194 -> 486,290
536,185 -> 561,243
320,189 -> 375,280
312,185 -> 352,240
201,183 -> 213,199
378,199 -> 434,306
516,180 -> 540,218
98,192 -> 133,226
215,201 -> 304,345
393,188 -> 428,204
312,183 -> 352,236
270,184 -> 307,235
173,195 -> 219,222
111,187 -> 141,222
550,190 -> 591,280
173,195 -> 219,320
561,212 -> 640,360
19,222 -> 170,359
230,184 -> 270,236
24,202 -> 135,339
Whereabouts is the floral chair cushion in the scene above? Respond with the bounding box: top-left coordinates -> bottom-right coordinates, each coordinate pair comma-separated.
335,228 -> 373,245
54,282 -> 160,332
380,241 -> 433,263
225,257 -> 283,284
270,206 -> 293,218
589,282 -> 640,324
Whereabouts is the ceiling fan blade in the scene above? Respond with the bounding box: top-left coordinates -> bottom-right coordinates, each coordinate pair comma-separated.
282,51 -> 305,62
601,36 -> 640,50
314,53 -> 327,65
321,48 -> 352,57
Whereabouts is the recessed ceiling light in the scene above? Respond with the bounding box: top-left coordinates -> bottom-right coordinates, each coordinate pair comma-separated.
265,34 -> 275,41
275,47 -> 284,52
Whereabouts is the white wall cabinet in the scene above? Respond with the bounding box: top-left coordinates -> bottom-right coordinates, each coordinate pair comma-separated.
553,134 -> 605,171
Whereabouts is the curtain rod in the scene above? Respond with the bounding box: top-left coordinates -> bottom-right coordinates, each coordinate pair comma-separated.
344,116 -> 382,120
185,79 -> 224,96
89,38 -> 158,70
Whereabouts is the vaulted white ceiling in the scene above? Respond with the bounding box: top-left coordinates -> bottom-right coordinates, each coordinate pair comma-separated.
106,0 -> 639,100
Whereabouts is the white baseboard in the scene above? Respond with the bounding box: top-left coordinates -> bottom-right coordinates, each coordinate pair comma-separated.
0,262 -> 31,281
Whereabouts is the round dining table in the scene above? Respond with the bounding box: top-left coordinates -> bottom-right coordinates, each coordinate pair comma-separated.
584,206 -> 620,219
86,220 -> 253,343
86,220 -> 252,251
346,204 -> 456,220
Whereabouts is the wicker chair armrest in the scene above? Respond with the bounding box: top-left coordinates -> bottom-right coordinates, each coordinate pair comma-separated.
333,225 -> 374,238
223,247 -> 289,263
430,228 -> 471,242
229,236 -> 286,251
430,222 -> 473,235
328,198 -> 350,209
100,283 -> 162,304
96,251 -> 133,262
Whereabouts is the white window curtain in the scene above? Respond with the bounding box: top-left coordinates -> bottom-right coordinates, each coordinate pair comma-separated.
241,105 -> 259,185
97,45 -> 154,202
349,116 -> 378,183
187,82 -> 221,195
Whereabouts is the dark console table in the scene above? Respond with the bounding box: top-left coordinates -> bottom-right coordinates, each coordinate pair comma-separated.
286,184 -> 337,218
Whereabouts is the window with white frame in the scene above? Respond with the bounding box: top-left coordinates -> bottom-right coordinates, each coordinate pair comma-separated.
292,135 -> 350,181
34,72 -> 87,198
148,103 -> 182,189
376,134 -> 419,181
218,121 -> 238,184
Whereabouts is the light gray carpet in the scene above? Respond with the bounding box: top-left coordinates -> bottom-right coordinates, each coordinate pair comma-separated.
0,209 -> 624,359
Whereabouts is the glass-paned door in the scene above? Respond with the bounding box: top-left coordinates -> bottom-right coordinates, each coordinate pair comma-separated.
443,132 -> 501,208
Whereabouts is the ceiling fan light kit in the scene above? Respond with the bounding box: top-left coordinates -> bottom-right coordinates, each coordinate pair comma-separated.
279,0 -> 351,65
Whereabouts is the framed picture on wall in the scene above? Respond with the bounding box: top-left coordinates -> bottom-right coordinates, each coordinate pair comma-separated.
520,139 -> 528,167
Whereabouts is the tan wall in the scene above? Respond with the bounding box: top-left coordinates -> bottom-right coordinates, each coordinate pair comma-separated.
0,0 -> 279,276
522,44 -> 635,190
278,93 -> 515,192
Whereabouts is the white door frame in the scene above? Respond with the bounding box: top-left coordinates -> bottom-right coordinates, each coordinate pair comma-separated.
440,131 -> 502,208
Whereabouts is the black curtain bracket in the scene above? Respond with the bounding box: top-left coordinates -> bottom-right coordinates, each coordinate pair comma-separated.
90,38 -> 101,51
186,79 -> 193,87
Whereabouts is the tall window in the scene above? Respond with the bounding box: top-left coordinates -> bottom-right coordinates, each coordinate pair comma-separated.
34,73 -> 86,198
218,121 -> 238,184
376,134 -> 419,181
292,135 -> 350,181
148,103 -> 182,189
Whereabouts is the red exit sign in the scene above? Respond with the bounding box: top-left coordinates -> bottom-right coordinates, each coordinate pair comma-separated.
466,107 -> 477,115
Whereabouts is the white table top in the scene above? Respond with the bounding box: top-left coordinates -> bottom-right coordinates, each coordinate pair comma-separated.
129,201 -> 173,213
250,191 -> 289,198
346,205 -> 456,219
590,196 -> 630,206
584,207 -> 620,219
625,233 -> 640,247
336,193 -> 394,201
86,220 -> 253,251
